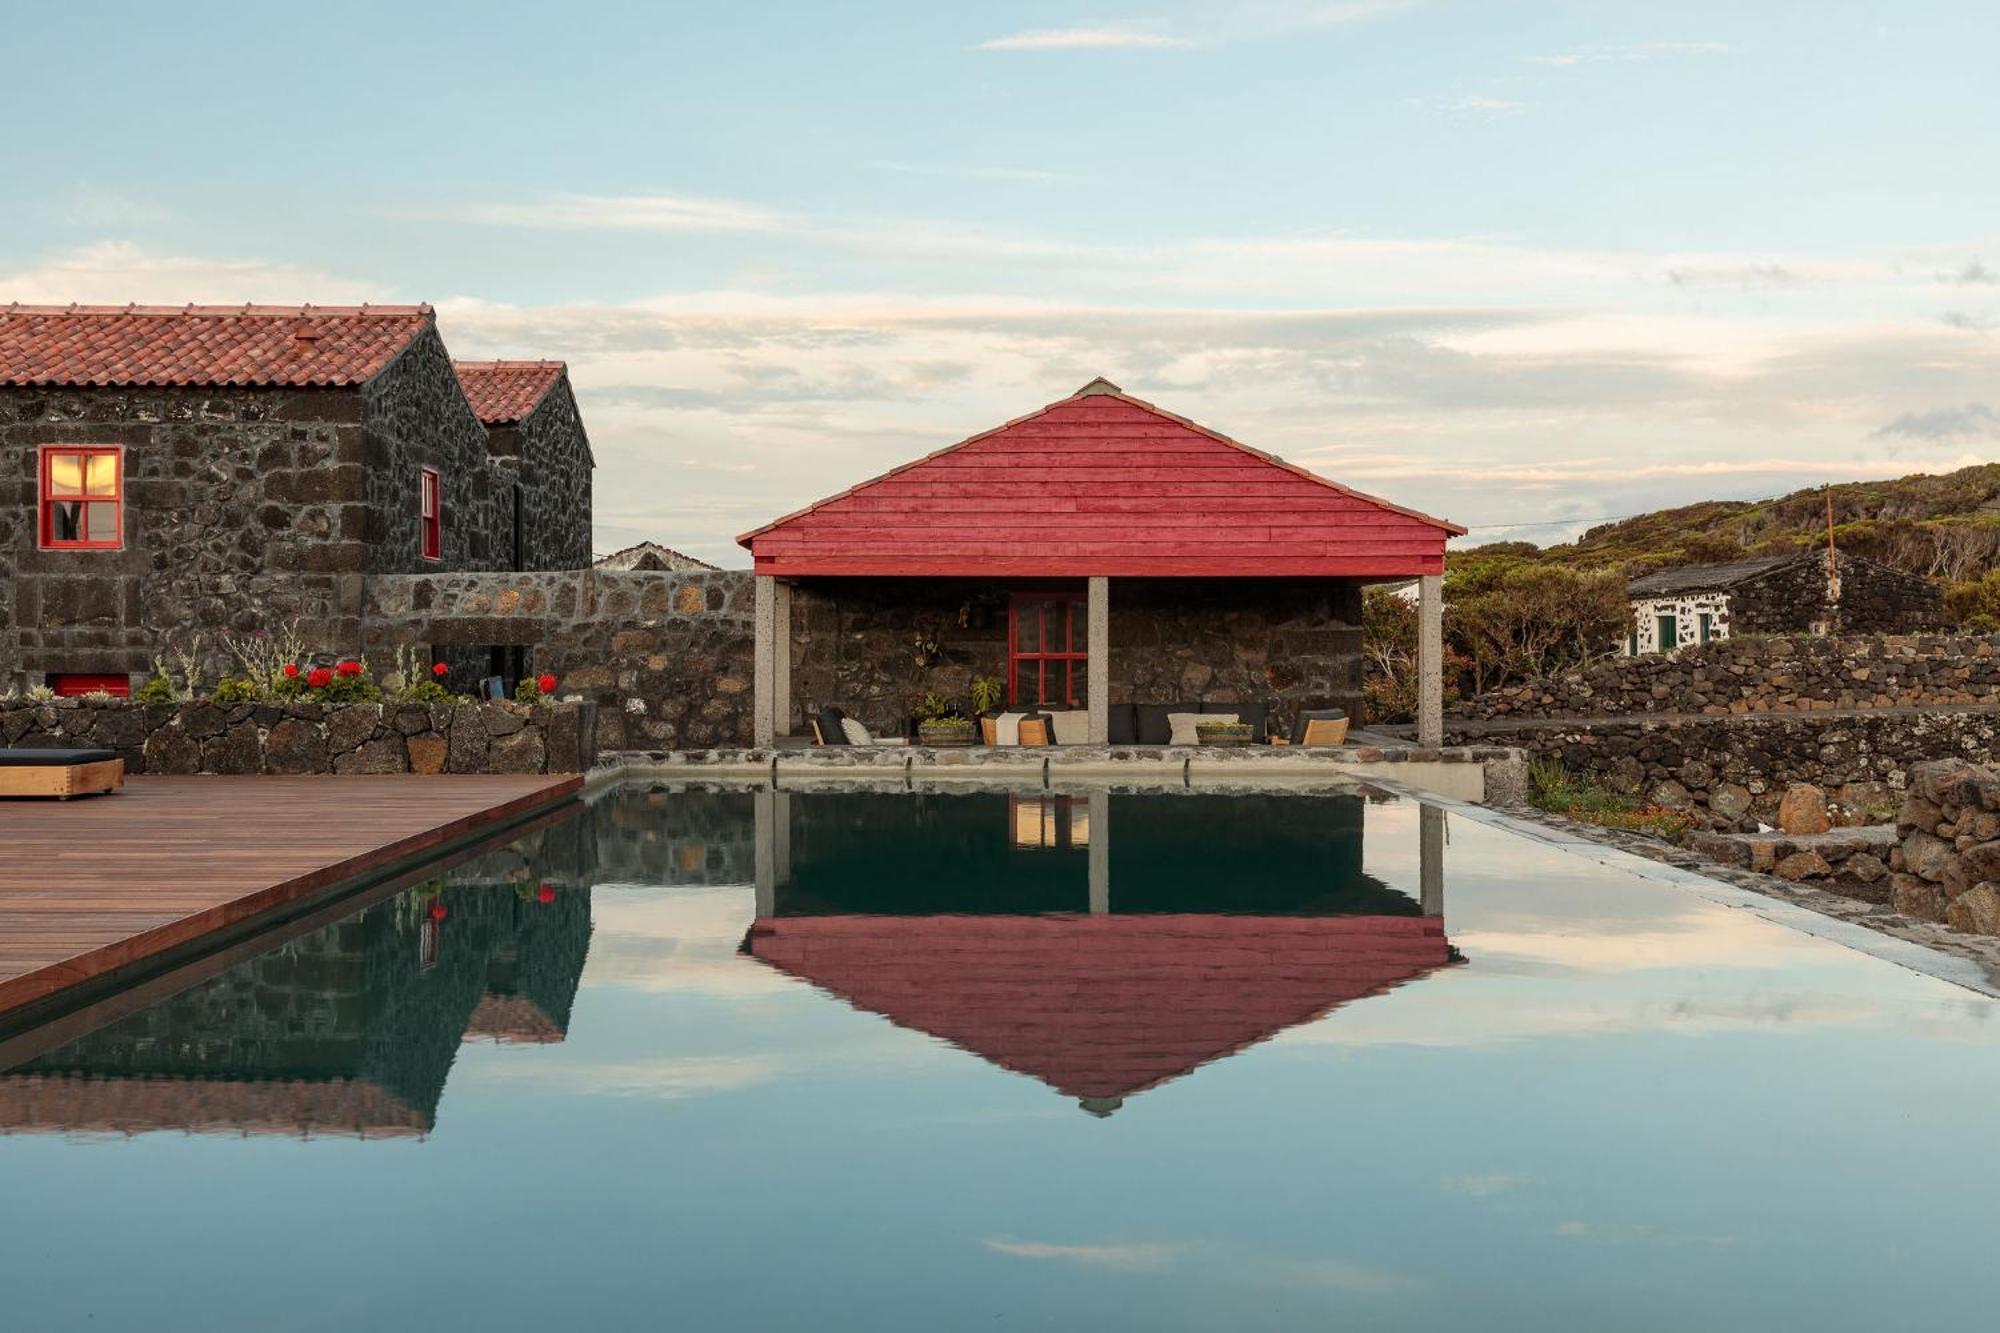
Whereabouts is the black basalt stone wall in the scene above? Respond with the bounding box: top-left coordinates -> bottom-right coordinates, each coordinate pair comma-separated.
361,326 -> 501,574
0,382 -> 369,683
1729,554 -> 1942,637
485,379 -> 593,571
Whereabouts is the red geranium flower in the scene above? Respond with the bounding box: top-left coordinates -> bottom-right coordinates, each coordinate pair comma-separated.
336,659 -> 362,677
536,673 -> 558,695
429,902 -> 448,921
431,661 -> 449,677
536,884 -> 556,904
306,666 -> 333,688
282,663 -> 300,679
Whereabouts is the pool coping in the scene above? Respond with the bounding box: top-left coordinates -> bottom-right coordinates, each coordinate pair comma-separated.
1365,777 -> 2000,1001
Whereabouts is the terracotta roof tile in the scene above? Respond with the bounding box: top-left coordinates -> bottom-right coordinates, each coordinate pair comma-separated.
453,359 -> 566,424
0,303 -> 434,388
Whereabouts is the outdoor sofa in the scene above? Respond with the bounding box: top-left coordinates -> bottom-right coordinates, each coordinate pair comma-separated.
0,748 -> 126,798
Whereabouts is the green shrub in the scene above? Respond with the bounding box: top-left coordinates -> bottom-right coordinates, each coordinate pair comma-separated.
134,675 -> 178,704
397,680 -> 456,705
1528,758 -> 1693,839
318,675 -> 382,704
210,677 -> 261,704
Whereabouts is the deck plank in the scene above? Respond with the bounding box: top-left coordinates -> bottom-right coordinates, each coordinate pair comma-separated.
0,774 -> 580,1016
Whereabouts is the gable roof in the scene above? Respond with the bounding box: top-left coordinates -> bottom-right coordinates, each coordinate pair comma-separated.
746,912 -> 1453,1114
0,303 -> 433,388
593,540 -> 719,572
453,359 -> 567,425
738,379 -> 1463,578
1626,554 -> 1798,598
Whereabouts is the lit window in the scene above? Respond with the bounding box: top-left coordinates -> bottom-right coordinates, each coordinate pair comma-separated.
419,467 -> 442,561
1008,592 -> 1087,706
39,447 -> 122,549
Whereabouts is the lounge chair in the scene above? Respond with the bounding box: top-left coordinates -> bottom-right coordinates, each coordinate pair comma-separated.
0,748 -> 126,798
809,706 -> 908,747
1291,709 -> 1350,746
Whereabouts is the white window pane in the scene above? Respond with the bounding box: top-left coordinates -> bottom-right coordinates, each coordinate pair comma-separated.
84,502 -> 119,542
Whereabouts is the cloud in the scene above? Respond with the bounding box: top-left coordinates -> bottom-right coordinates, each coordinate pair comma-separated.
982,1239 -> 1181,1268
863,161 -> 1089,186
64,190 -> 177,229
479,1055 -> 781,1100
1874,402 -> 2000,442
975,27 -> 1193,51
1413,95 -> 1524,115
1531,40 -> 1733,66
1443,1171 -> 1529,1198
1939,260 -> 1997,286
1939,310 -> 1993,332
438,192 -> 786,234
0,240 -> 382,305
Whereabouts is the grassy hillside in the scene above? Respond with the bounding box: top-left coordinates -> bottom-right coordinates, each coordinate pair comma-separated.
1464,463 -> 2000,584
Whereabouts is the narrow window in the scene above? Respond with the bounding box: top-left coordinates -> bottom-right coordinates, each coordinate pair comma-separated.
419,467 -> 442,561
1698,611 -> 1713,644
39,447 -> 122,550
1008,592 -> 1088,706
1658,614 -> 1679,651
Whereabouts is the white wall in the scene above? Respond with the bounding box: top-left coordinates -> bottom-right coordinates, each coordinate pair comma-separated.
1624,594 -> 1731,655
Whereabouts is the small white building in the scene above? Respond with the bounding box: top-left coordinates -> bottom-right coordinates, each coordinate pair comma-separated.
1621,556 -> 1792,655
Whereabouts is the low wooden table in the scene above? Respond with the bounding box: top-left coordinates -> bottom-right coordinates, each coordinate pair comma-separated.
0,749 -> 126,799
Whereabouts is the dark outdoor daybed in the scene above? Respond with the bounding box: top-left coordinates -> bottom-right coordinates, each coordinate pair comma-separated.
0,748 -> 126,798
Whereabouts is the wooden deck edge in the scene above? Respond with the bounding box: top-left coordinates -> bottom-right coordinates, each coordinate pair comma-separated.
0,774 -> 582,1024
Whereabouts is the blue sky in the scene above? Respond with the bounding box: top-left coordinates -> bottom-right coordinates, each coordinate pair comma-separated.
3,1 -> 1997,563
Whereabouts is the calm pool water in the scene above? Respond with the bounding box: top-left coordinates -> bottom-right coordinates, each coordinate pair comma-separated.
3,780 -> 1997,1331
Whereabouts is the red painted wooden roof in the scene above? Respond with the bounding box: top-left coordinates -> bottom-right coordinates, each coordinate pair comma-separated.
453,359 -> 566,424
738,378 -> 1463,577
746,912 -> 1452,1110
0,303 -> 434,387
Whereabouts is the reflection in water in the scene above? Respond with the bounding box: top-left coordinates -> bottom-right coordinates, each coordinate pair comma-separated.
0,852 -> 594,1139
745,787 -> 1455,1114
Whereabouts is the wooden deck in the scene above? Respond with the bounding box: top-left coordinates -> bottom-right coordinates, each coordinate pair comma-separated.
0,774 -> 581,1020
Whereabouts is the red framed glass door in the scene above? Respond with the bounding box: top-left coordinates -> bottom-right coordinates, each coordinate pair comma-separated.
1008,592 -> 1087,707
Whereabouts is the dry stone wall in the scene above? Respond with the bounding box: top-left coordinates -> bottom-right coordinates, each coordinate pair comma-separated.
1461,634 -> 2000,721
1889,759 -> 2000,936
0,698 -> 593,775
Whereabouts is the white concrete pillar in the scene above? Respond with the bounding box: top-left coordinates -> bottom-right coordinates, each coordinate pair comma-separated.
1088,788 -> 1110,914
1417,573 -> 1444,749
753,574 -> 776,748
773,579 -> 793,738
1087,576 -> 1110,744
1419,802 -> 1445,916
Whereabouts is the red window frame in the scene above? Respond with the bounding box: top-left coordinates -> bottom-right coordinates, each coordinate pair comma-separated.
38,446 -> 123,550
419,467 -> 442,562
1008,591 -> 1088,707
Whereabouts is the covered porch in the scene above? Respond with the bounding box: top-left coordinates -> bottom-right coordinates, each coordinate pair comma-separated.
739,379 -> 1460,751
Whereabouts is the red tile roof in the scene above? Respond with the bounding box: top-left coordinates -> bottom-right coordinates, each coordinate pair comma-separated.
747,912 -> 1453,1111
453,359 -> 566,424
0,303 -> 434,388
738,378 -> 1464,578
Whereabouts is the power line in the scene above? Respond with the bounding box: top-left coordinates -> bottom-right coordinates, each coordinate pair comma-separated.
1458,511 -> 1641,532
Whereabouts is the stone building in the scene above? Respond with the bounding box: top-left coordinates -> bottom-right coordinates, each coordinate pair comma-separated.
1622,551 -> 1942,655
594,540 -> 717,572
0,304 -> 593,694
739,378 -> 1462,744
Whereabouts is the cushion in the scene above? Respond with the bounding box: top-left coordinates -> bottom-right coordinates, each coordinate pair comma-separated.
1018,713 -> 1054,746
815,706 -> 848,746
1166,711 -> 1211,746
0,748 -> 121,767
838,716 -> 874,746
1046,709 -> 1088,745
994,711 -> 1027,746
1135,703 -> 1181,746
1290,708 -> 1347,746
1107,702 -> 1138,746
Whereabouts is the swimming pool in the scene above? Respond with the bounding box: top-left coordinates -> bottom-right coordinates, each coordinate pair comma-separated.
3,779 -> 1995,1331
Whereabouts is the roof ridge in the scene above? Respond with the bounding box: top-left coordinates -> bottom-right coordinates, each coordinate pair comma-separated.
0,303 -> 433,318
452,358 -> 567,369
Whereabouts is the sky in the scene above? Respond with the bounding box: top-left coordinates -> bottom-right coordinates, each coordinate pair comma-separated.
3,0 -> 1997,566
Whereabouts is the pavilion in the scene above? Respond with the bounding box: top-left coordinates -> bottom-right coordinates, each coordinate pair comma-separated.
738,379 -> 1461,747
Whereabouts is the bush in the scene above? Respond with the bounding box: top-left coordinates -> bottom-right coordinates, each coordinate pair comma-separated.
396,680 -> 457,705
210,677 -> 261,704
134,675 -> 178,704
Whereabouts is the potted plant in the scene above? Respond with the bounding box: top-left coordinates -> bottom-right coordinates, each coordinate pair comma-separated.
914,691 -> 976,746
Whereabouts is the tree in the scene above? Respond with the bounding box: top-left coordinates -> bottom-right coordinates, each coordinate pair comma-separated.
1448,565 -> 1628,695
